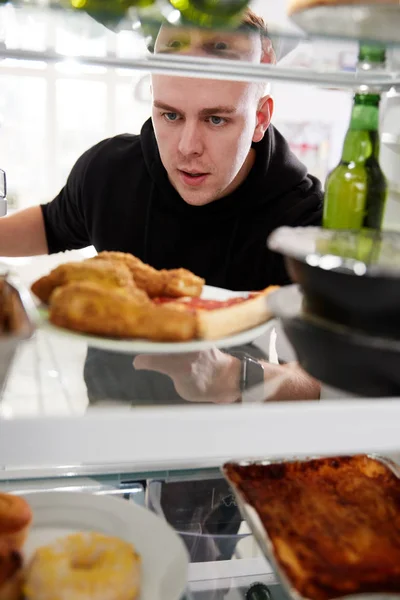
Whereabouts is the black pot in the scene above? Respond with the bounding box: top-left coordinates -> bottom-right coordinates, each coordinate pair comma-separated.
267,285 -> 400,397
282,314 -> 400,397
268,227 -> 400,340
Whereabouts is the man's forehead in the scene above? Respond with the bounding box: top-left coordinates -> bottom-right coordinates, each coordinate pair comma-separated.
151,74 -> 254,114
154,25 -> 262,62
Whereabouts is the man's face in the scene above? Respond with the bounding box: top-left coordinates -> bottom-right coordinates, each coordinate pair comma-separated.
151,27 -> 273,206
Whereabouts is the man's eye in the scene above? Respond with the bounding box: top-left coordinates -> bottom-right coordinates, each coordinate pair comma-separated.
166,40 -> 184,49
209,116 -> 226,126
213,41 -> 229,50
163,112 -> 179,122
204,41 -> 230,53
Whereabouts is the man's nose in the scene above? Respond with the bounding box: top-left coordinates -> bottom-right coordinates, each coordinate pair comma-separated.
178,122 -> 203,157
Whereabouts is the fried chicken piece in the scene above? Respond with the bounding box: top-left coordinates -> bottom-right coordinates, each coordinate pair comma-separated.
163,268 -> 204,298
31,259 -> 145,304
93,251 -> 164,297
49,281 -> 197,342
94,251 -> 204,298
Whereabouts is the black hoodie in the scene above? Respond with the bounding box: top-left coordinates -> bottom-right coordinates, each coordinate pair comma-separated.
42,118 -> 322,291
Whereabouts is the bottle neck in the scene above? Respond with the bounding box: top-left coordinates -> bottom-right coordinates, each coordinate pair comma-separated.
349,94 -> 380,130
342,96 -> 380,163
358,43 -> 386,70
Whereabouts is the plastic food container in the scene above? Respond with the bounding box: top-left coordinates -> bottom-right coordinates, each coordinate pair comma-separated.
146,478 -> 252,562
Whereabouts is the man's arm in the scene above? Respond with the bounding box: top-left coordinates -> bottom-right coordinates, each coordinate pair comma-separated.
0,206 -> 48,256
134,350 -> 320,403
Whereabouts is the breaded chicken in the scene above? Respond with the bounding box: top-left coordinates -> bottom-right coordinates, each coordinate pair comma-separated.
31,259 -> 146,304
93,252 -> 164,297
49,281 -> 197,341
163,268 -> 205,298
94,251 -> 204,298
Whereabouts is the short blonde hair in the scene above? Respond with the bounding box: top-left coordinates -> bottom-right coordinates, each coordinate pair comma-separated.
240,7 -> 268,33
240,8 -> 276,64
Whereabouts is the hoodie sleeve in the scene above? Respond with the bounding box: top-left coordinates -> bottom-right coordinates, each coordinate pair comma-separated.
40,139 -> 110,254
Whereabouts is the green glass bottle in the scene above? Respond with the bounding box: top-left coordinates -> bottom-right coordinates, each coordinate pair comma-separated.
323,46 -> 388,232
323,92 -> 387,231
67,0 -> 155,30
168,0 -> 249,28
357,43 -> 386,70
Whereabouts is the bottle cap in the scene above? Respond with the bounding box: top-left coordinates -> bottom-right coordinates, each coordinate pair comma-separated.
245,582 -> 272,600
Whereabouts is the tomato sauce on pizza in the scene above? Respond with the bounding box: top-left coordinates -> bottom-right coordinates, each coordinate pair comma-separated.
153,293 -> 257,311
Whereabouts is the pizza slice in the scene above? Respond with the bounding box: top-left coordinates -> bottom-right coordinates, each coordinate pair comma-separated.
154,286 -> 279,340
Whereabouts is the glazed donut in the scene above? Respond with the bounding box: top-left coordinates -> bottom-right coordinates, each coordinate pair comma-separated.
0,494 -> 32,549
24,532 -> 141,600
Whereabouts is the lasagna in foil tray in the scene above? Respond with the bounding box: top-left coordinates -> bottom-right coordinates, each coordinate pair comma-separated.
223,454 -> 400,600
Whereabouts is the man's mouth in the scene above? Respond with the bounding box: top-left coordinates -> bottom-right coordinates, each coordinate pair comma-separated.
180,170 -> 208,178
178,169 -> 210,187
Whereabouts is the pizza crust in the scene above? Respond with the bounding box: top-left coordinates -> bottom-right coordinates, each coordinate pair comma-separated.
196,286 -> 279,340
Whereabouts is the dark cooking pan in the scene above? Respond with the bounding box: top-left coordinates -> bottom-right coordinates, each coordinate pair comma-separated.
268,227 -> 400,339
267,285 -> 400,397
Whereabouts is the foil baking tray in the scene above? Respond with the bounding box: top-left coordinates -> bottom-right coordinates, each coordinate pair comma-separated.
0,273 -> 37,397
222,455 -> 400,600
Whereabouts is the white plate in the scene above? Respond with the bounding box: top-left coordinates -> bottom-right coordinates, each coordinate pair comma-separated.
39,285 -> 276,354
22,491 -> 189,600
291,4 -> 400,43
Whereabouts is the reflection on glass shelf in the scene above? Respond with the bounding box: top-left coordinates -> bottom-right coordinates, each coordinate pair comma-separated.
1,44 -> 400,89
2,0 -> 400,48
0,3 -> 400,88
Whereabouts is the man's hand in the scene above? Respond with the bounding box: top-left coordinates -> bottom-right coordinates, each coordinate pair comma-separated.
134,349 -> 242,404
134,349 -> 320,403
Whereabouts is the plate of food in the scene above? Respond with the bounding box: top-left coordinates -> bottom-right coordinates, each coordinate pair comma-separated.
0,490 -> 189,600
223,454 -> 400,600
32,251 -> 278,354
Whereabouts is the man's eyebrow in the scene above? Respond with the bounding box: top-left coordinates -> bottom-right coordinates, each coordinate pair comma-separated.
199,106 -> 237,116
153,102 -> 236,116
153,101 -> 181,113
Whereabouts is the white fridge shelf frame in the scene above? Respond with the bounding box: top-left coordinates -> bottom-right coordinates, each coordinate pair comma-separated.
1,399 -> 400,478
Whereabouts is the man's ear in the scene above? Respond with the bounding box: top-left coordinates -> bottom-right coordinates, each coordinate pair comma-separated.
253,95 -> 274,143
261,37 -> 277,65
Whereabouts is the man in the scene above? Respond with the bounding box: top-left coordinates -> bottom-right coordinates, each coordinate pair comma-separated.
0,10 -> 322,402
